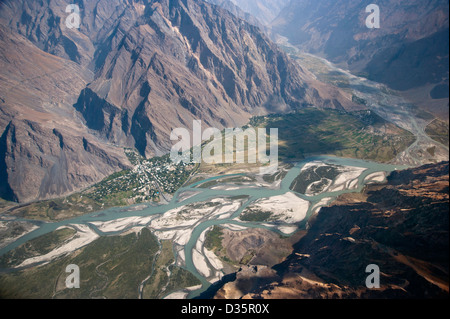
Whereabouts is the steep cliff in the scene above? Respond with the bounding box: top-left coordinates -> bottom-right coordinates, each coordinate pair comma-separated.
0,0 -> 357,201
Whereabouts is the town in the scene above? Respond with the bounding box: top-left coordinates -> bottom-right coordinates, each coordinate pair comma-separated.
85,149 -> 196,204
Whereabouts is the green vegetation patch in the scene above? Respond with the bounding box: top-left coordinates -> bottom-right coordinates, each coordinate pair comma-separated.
204,226 -> 224,252
239,250 -> 256,265
13,194 -> 102,221
425,119 -> 449,146
143,240 -> 200,299
142,240 -> 173,299
262,169 -> 289,183
222,176 -> 257,183
250,109 -> 416,162
0,228 -> 161,299
196,179 -> 219,189
124,148 -> 144,165
415,110 -> 435,121
164,265 -> 200,294
0,227 -> 76,268
204,226 -> 237,266
240,210 -> 273,222
0,229 -> 201,299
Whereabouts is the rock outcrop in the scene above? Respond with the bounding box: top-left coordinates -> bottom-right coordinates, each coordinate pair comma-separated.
215,162 -> 449,299
0,25 -> 130,202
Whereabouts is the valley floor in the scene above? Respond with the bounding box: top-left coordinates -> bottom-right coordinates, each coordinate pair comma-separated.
0,52 -> 448,299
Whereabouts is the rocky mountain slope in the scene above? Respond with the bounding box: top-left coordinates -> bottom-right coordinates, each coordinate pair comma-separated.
271,0 -> 449,118
205,0 -> 263,28
215,162 -> 449,299
209,0 -> 290,26
0,0 -> 358,202
0,25 -> 130,203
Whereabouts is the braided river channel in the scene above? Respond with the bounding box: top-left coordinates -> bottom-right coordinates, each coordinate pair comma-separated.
0,155 -> 408,298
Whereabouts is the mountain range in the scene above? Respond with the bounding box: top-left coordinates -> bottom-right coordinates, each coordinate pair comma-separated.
271,0 -> 449,118
0,0 -> 356,203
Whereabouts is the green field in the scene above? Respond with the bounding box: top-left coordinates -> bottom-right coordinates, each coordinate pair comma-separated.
0,228 -> 200,299
204,226 -> 236,266
142,240 -> 200,299
204,226 -> 225,252
0,227 -> 76,268
240,210 -> 274,222
250,109 -> 416,162
10,194 -> 103,221
425,119 -> 449,146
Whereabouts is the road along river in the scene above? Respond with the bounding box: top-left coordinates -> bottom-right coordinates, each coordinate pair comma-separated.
0,155 -> 408,298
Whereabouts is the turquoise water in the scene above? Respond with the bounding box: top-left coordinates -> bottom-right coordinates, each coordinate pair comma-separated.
0,155 -> 408,297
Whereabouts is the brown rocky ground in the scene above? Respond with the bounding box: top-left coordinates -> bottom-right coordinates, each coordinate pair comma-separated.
215,162 -> 449,299
220,227 -> 306,268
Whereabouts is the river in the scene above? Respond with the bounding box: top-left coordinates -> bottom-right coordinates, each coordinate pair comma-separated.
294,52 -> 449,166
1,49 -> 443,298
0,155 -> 408,298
